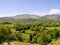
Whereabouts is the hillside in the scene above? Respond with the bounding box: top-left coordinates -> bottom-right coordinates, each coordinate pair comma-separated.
2,41 -> 40,45
0,14 -> 40,23
48,38 -> 60,45
41,15 -> 60,20
0,14 -> 60,24
14,14 -> 40,19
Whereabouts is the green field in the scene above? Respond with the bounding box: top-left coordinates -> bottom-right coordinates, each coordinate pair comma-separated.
0,23 -> 60,45
48,39 -> 60,45
2,41 -> 40,45
13,41 -> 39,45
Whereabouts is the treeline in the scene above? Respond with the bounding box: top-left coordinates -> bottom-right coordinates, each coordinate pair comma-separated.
0,25 -> 23,44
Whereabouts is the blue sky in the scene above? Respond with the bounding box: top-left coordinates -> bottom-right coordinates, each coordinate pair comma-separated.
0,0 -> 60,17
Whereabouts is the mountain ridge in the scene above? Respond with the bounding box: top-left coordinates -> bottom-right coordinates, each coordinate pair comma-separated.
0,14 -> 60,24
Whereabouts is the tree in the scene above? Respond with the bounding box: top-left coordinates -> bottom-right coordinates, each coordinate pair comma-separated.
0,25 -> 12,44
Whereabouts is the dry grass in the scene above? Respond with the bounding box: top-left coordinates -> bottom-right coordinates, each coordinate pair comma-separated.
13,41 -> 40,45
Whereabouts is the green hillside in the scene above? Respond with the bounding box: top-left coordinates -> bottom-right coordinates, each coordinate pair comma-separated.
48,38 -> 60,45
0,14 -> 60,45
0,14 -> 60,24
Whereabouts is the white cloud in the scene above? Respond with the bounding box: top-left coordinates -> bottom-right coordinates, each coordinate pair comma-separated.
0,9 -> 60,17
0,14 -> 16,17
31,9 -> 60,16
32,11 -> 46,15
0,13 -> 26,17
28,11 -> 47,16
48,9 -> 60,15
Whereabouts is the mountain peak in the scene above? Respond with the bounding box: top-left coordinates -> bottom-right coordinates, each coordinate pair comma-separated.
14,14 -> 40,19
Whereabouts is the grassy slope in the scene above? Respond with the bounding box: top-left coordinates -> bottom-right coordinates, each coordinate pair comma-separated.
13,41 -> 40,45
47,39 -> 60,45
21,30 -> 35,42
13,27 -> 60,45
1,41 -> 40,45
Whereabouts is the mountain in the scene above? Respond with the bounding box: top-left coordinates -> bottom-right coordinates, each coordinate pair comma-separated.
40,15 -> 60,21
0,14 -> 40,23
41,15 -> 60,19
13,14 -> 40,19
0,14 -> 40,19
0,14 -> 60,24
37,15 -> 60,23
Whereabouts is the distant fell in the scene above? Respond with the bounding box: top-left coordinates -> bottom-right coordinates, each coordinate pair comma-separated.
0,14 -> 60,23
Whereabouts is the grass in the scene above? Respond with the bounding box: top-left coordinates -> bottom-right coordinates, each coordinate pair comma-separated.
13,41 -> 40,45
47,38 -> 60,45
21,33 -> 29,42
21,30 -> 35,42
1,41 -> 40,45
46,27 -> 60,31
25,30 -> 35,34
21,30 -> 35,38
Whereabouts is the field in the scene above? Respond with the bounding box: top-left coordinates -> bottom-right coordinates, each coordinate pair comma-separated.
2,41 -> 40,45
13,41 -> 39,45
0,23 -> 60,45
48,39 -> 60,45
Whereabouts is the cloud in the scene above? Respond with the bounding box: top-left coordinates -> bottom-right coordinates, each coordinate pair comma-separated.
48,9 -> 60,15
29,11 -> 47,16
0,9 -> 60,17
0,13 -> 16,17
31,9 -> 60,16
32,11 -> 46,15
0,13 -> 26,17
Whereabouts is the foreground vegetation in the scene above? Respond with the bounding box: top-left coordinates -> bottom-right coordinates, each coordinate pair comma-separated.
48,38 -> 60,45
0,22 -> 60,45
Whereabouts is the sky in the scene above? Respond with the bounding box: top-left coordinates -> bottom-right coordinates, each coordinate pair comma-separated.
0,0 -> 60,17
